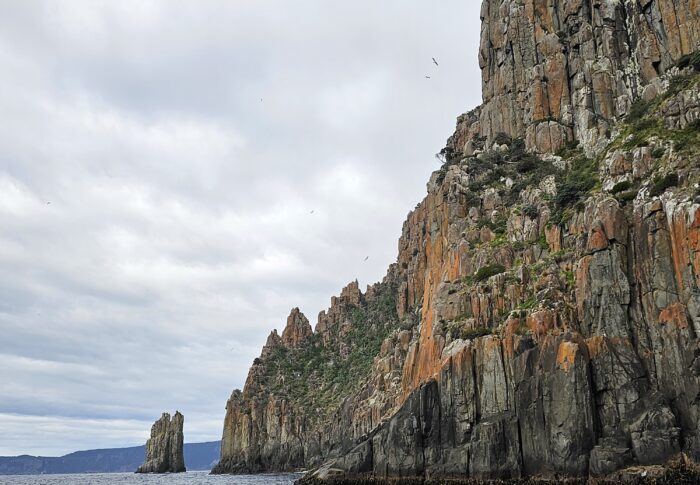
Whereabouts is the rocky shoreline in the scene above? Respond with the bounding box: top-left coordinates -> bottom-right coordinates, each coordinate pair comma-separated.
296,458 -> 700,485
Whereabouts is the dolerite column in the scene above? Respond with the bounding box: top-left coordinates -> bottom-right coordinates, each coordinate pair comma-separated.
135,411 -> 186,473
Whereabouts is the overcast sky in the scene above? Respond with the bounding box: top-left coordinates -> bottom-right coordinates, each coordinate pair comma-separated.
0,0 -> 481,457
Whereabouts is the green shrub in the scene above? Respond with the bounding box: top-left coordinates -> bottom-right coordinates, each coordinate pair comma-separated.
472,263 -> 506,282
562,270 -> 575,286
517,297 -> 538,310
508,138 -> 527,157
493,132 -> 512,146
464,191 -> 481,208
554,179 -> 590,208
461,326 -> 493,340
552,155 -> 598,213
437,146 -> 456,163
556,140 -> 581,158
516,157 -> 535,173
665,75 -> 694,99
626,98 -> 651,123
611,180 -> 632,194
652,147 -> 666,159
479,214 -> 507,235
616,190 -> 638,204
523,204 -> 539,219
649,173 -> 679,197
633,118 -> 658,131
676,50 -> 700,71
667,120 -> 700,153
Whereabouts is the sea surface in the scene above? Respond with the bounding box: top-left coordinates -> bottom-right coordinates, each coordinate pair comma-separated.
0,471 -> 303,485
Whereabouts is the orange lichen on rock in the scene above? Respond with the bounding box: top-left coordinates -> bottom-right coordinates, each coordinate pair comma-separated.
575,256 -> 591,317
659,302 -> 690,330
545,224 -> 562,252
556,341 -> 580,372
690,208 -> 700,287
586,222 -> 609,252
668,207 -> 692,293
399,187 -> 457,397
447,250 -> 461,282
585,336 -> 607,358
526,309 -> 556,338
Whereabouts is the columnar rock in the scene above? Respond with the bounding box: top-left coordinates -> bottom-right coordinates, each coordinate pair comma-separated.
135,412 -> 185,473
449,0 -> 700,156
214,0 -> 700,481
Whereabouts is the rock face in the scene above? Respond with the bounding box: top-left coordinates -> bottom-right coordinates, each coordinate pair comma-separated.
136,412 -> 185,474
212,280 -> 406,474
451,0 -> 700,156
214,0 -> 700,481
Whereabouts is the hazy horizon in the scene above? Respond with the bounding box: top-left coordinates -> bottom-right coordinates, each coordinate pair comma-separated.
0,0 -> 481,456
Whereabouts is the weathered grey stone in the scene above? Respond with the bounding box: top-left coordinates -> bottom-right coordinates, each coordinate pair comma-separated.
135,411 -> 185,474
213,0 -> 700,481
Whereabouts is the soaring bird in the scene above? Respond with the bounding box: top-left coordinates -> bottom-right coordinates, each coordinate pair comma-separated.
310,210 -> 314,214
432,57 -> 439,66
425,75 -> 431,79
364,256 -> 369,261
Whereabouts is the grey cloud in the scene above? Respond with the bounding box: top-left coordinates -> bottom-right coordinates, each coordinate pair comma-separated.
0,0 -> 481,456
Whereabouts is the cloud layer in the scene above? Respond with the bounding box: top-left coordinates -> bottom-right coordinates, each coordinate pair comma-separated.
0,0 -> 481,456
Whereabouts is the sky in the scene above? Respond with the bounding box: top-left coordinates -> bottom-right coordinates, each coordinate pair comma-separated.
0,0 -> 482,457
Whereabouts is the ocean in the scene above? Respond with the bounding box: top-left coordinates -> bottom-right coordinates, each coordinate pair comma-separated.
0,471 -> 303,485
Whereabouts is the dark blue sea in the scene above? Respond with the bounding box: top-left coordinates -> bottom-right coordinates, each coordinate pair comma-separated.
0,471 -> 303,485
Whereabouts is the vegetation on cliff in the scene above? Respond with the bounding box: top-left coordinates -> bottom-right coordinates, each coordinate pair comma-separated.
216,0 -> 700,478
259,282 -> 399,418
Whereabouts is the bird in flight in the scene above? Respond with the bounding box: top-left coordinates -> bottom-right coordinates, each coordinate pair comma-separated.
432,57 -> 439,66
46,201 -> 51,205
425,75 -> 431,79
310,210 -> 314,214
364,256 -> 369,261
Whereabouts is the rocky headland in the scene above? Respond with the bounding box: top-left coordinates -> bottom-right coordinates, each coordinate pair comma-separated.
136,411 -> 185,473
213,0 -> 700,482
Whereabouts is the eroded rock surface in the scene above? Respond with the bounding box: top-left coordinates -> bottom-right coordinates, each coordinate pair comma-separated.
451,0 -> 700,156
214,0 -> 700,481
136,412 -> 185,474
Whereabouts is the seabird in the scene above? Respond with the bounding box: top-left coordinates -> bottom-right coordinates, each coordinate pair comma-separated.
425,75 -> 431,79
364,256 -> 369,261
432,57 -> 439,66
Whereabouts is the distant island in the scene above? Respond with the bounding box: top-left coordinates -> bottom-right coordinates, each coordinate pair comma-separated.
0,440 -> 220,475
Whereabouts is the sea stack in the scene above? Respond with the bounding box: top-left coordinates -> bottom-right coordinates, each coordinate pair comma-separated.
135,411 -> 185,473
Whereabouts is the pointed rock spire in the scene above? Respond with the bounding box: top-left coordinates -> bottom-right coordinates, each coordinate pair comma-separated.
281,307 -> 312,348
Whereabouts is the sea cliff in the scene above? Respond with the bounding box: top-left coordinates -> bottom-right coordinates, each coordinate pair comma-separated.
213,0 -> 700,481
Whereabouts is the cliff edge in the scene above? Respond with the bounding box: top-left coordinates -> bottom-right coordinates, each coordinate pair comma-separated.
214,0 -> 700,481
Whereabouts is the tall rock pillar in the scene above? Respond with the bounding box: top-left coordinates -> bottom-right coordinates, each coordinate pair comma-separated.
135,411 -> 186,473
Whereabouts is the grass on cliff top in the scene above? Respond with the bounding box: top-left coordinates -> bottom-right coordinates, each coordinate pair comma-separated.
258,282 -> 399,420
